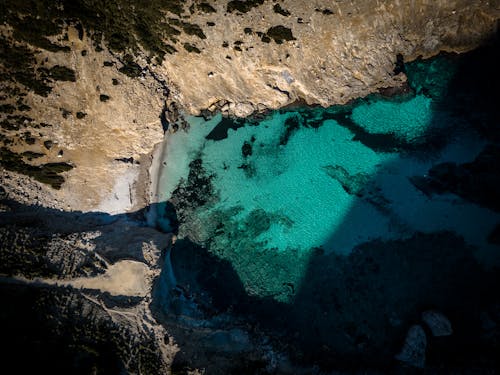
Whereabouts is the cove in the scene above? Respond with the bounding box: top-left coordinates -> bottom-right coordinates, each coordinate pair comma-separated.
155,51 -> 500,306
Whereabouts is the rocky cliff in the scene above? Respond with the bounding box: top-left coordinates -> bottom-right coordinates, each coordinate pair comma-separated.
1,0 -> 498,210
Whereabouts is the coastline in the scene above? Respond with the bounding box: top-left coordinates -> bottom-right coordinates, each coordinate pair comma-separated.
145,137 -> 168,227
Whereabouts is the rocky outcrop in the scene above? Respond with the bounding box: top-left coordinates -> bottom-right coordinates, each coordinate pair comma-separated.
159,0 -> 499,116
1,22 -> 166,212
396,325 -> 427,368
422,310 -> 453,337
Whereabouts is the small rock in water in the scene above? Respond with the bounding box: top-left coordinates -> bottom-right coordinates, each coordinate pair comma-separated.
395,325 -> 427,368
422,310 -> 453,336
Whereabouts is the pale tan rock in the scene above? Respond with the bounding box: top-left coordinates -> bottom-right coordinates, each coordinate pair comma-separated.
159,0 -> 499,117
1,28 -> 166,212
70,260 -> 154,297
1,0 -> 498,213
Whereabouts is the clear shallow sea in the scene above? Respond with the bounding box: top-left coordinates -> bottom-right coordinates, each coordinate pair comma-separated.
156,55 -> 499,302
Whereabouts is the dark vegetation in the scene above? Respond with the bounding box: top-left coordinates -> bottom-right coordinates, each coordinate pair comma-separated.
183,43 -> 201,54
1,115 -> 36,133
0,147 -> 73,189
315,8 -> 334,15
266,25 -> 296,44
0,0 -> 208,64
60,108 -> 71,119
273,3 -> 290,16
256,25 -> 296,44
260,34 -> 271,43
197,2 -> 216,13
180,22 -> 206,39
0,36 -> 73,97
227,0 -> 264,14
118,55 -> 143,78
233,41 -> 243,51
21,151 -> 44,160
45,65 -> 76,81
0,104 -> 16,114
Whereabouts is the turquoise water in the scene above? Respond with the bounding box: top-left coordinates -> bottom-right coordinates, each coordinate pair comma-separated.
157,59 -> 499,303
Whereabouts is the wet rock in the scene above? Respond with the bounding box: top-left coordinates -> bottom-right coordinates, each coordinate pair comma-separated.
422,310 -> 453,336
395,325 -> 427,368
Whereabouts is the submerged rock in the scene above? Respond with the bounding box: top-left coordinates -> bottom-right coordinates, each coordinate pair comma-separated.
422,310 -> 453,337
410,144 -> 500,211
395,325 -> 427,368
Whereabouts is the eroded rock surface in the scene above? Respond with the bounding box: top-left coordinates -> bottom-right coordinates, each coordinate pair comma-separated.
160,0 -> 499,116
395,325 -> 427,368
1,0 -> 498,211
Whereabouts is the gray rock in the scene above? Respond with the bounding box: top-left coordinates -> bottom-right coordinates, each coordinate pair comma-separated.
422,310 -> 453,336
395,324 -> 427,368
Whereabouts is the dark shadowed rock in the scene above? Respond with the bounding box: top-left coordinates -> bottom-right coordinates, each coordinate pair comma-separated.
422,310 -> 453,336
395,325 -> 427,368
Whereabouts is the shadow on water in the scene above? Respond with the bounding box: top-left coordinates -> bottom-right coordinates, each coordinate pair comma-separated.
1,35 -> 499,375
163,32 -> 500,373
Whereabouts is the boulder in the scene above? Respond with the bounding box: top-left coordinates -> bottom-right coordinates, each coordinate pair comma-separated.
422,310 -> 453,336
395,324 -> 427,368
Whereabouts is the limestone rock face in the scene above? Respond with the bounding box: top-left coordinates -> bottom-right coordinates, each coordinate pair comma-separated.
158,0 -> 499,116
0,26 -> 166,212
1,0 -> 498,211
